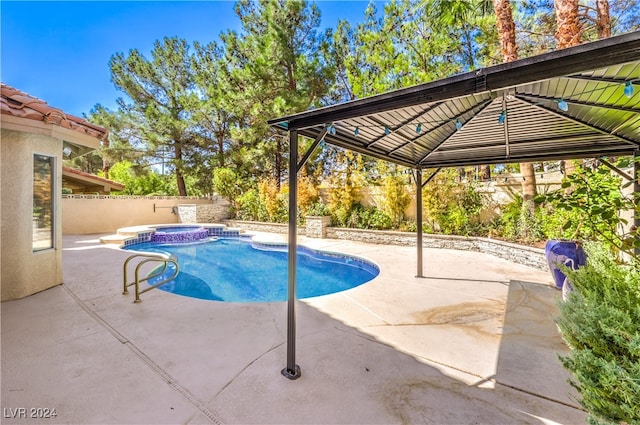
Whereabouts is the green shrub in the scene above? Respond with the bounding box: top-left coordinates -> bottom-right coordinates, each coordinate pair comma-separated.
109,160 -> 177,195
378,167 -> 412,228
236,188 -> 266,221
422,168 -> 487,236
213,167 -> 241,210
538,160 -> 638,258
496,195 -> 544,243
557,243 -> 640,425
351,205 -> 393,230
305,201 -> 331,217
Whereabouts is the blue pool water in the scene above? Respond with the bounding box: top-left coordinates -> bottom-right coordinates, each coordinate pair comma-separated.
125,238 -> 379,302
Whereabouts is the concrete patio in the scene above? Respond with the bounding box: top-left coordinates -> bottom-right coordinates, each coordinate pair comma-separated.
1,233 -> 586,424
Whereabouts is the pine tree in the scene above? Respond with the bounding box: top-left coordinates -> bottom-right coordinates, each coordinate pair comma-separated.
219,0 -> 333,187
109,37 -> 198,196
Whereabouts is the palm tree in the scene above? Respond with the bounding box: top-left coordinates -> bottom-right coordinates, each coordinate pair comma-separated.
492,0 -> 538,216
596,0 -> 611,38
554,0 -> 583,48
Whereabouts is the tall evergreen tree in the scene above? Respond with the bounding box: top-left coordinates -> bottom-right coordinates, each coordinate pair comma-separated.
109,37 -> 198,196
192,41 -> 235,170
518,0 -> 638,51
349,0 -> 475,96
86,104 -> 147,179
219,0 -> 333,187
595,0 -> 612,38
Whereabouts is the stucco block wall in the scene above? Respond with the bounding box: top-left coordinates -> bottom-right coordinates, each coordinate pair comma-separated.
62,197 -> 230,234
1,129 -> 62,301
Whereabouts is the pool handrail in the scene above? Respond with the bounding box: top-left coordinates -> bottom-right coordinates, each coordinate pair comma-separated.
123,252 -> 179,303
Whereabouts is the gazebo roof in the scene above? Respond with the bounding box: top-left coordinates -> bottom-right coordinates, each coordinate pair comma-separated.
269,31 -> 640,169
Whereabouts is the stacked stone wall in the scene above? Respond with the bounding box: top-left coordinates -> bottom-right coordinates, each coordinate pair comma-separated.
196,203 -> 230,223
306,216 -> 331,238
177,204 -> 197,223
224,220 -> 305,235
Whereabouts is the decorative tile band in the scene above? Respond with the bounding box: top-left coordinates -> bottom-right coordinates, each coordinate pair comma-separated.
63,195 -> 209,200
151,227 -> 210,243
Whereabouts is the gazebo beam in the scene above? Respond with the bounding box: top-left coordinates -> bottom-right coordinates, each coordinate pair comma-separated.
297,127 -> 327,173
598,158 -> 634,181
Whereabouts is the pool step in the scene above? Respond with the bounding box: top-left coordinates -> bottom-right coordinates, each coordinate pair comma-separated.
100,234 -> 129,245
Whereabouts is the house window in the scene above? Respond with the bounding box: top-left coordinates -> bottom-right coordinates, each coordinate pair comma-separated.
33,154 -> 54,251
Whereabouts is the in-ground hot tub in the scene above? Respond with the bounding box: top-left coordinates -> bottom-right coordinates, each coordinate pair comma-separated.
150,226 -> 210,243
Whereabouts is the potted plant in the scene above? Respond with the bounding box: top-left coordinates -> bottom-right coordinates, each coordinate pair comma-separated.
545,239 -> 586,290
538,159 -> 637,290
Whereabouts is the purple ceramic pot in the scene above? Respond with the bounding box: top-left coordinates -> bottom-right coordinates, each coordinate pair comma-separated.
544,240 -> 586,289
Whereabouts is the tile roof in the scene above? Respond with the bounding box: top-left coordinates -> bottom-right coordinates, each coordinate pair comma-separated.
1,83 -> 108,141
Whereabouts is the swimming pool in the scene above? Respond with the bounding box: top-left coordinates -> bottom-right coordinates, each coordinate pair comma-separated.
124,237 -> 379,302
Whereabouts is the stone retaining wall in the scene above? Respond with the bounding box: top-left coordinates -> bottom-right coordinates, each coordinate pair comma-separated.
177,204 -> 197,223
196,203 -> 230,223
225,220 -> 548,271
306,216 -> 332,238
179,202 -> 231,224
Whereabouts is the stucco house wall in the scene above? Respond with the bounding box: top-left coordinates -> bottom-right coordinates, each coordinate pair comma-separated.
1,83 -> 107,301
1,130 -> 63,300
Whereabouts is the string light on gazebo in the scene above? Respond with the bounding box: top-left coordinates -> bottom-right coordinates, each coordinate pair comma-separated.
556,98 -> 569,112
624,81 -> 635,98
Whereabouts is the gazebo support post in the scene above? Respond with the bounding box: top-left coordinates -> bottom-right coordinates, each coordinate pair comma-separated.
416,168 -> 424,277
282,129 -> 301,380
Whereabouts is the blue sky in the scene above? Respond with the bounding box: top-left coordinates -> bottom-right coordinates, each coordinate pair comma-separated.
1,1 -> 382,117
